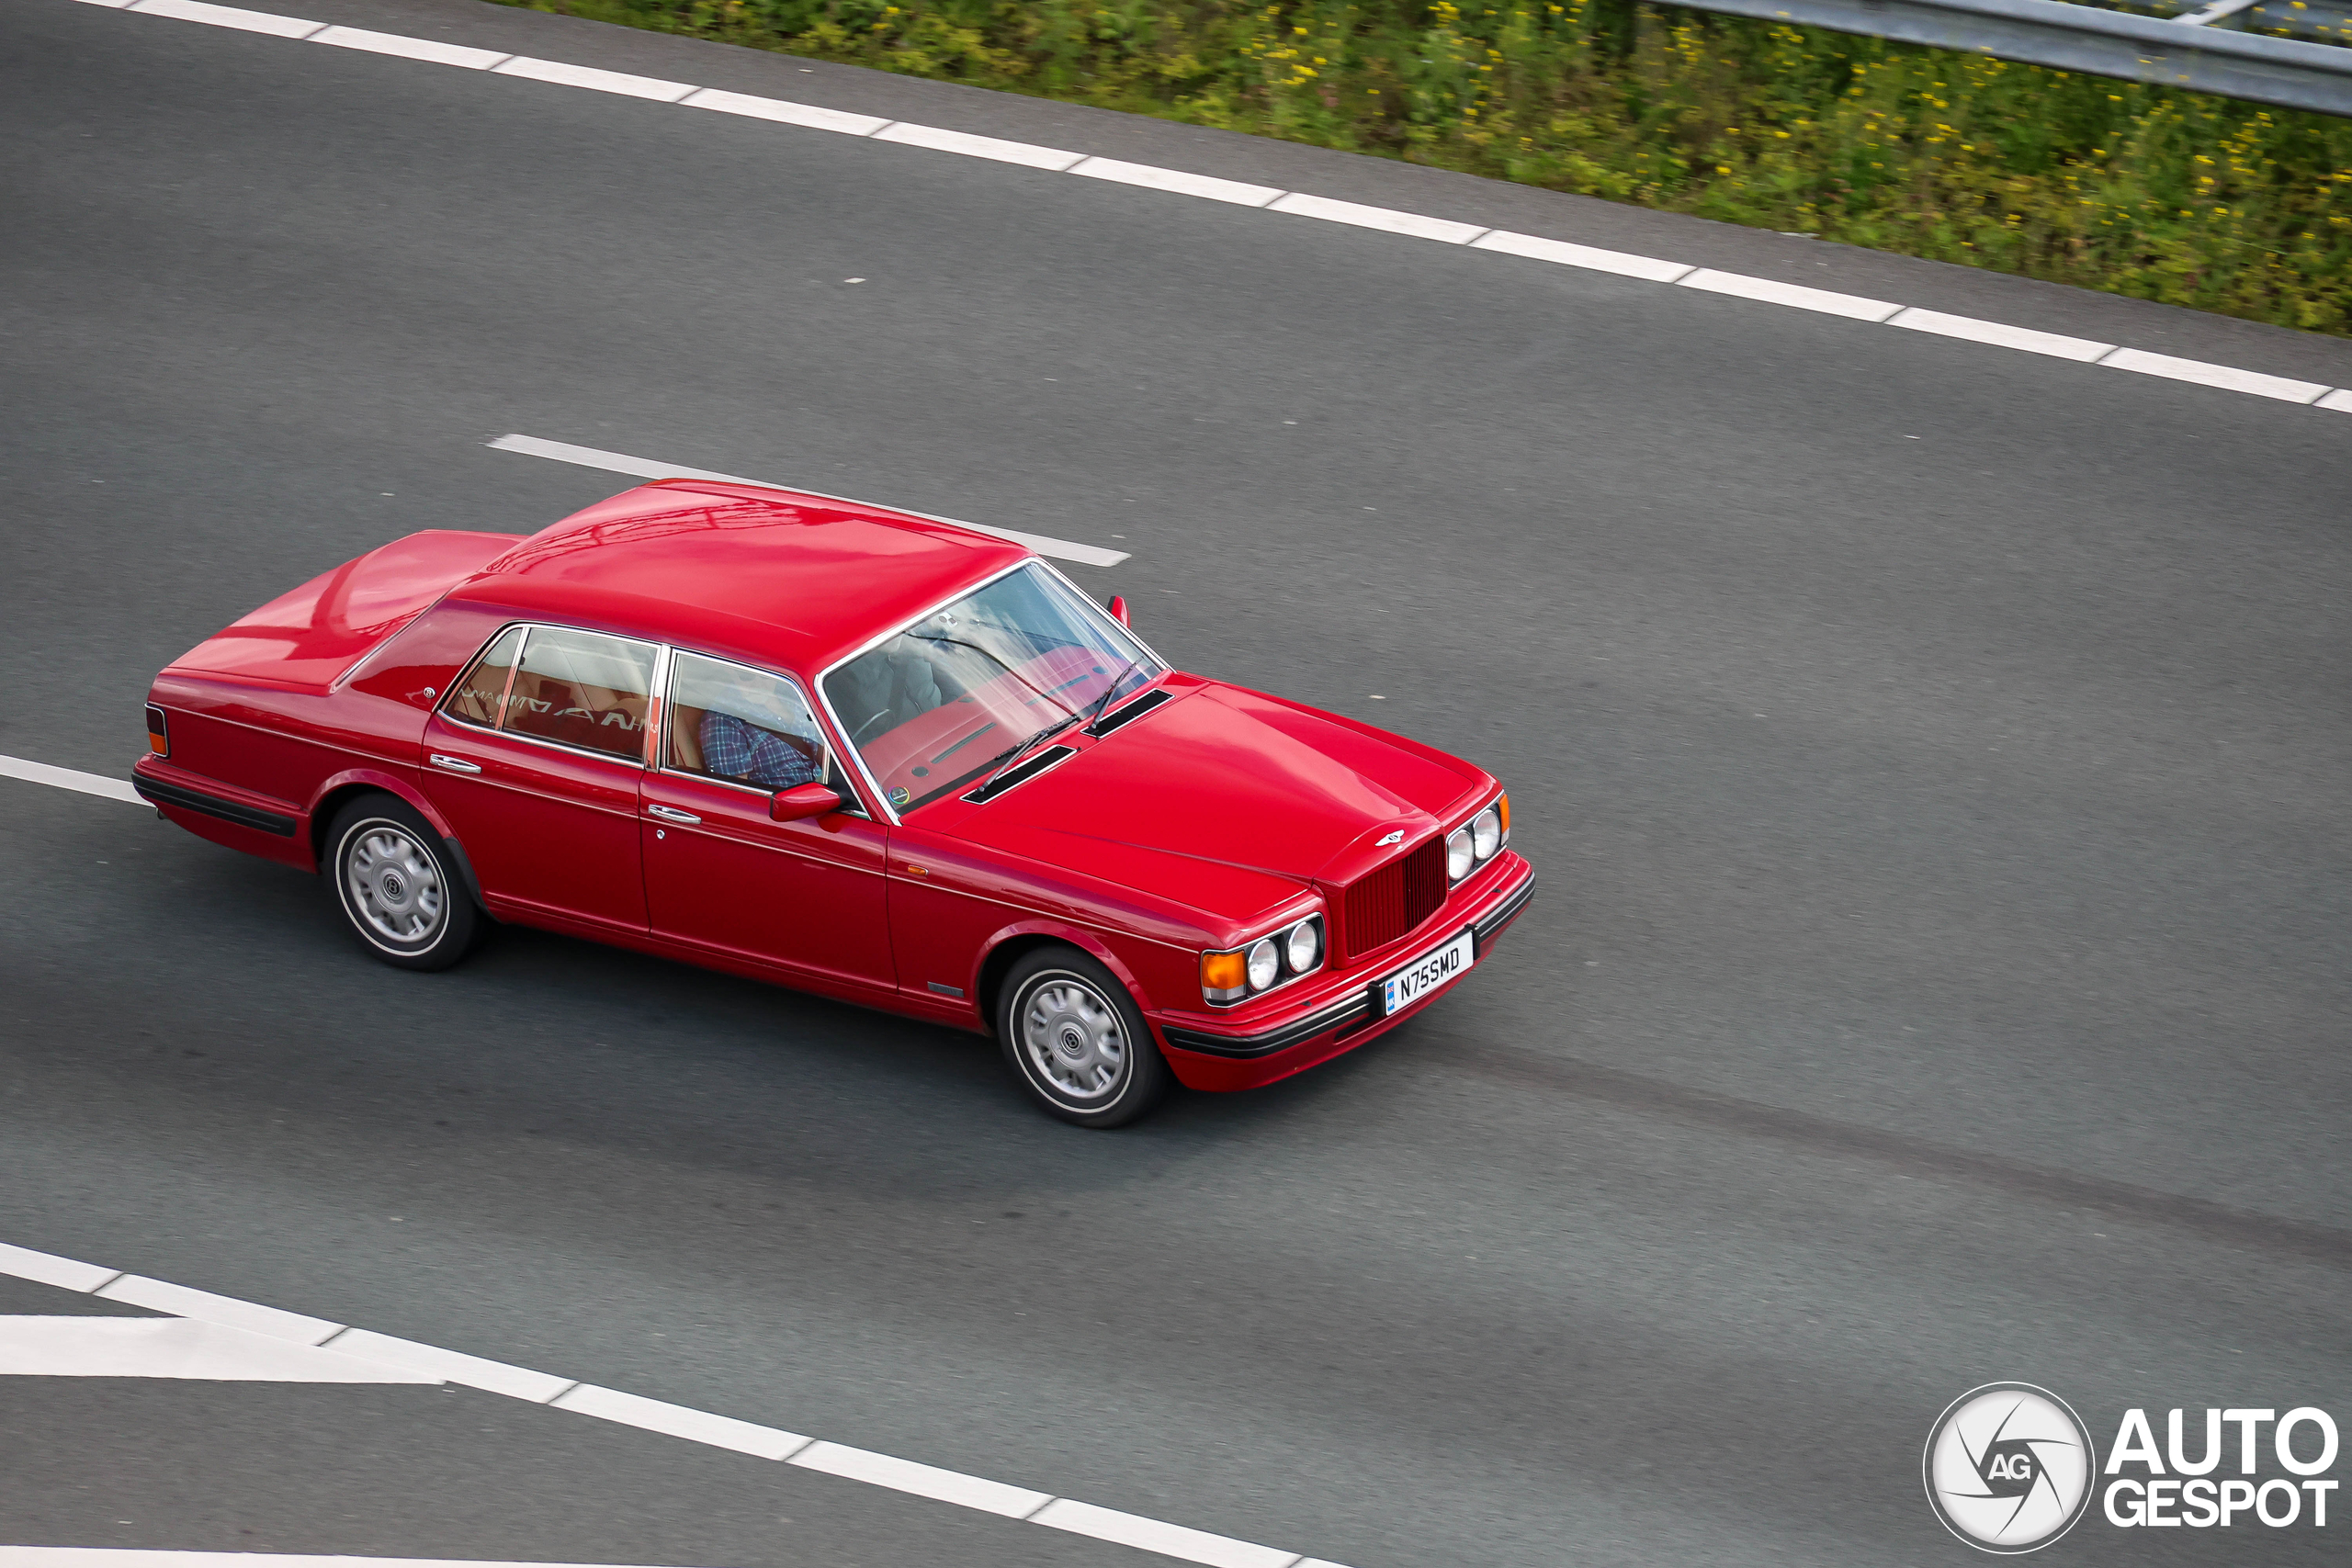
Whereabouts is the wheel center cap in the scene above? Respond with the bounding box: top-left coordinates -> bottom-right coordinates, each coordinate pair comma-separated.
380,871 -> 406,901
1058,1025 -> 1086,1057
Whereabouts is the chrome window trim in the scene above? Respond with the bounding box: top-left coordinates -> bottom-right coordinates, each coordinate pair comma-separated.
813,558 -> 1166,827
433,621 -> 659,770
650,645 -> 870,818
640,642 -> 673,770
436,714 -> 650,771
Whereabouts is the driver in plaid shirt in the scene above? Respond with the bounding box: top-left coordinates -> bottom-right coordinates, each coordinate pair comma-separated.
701,709 -> 820,791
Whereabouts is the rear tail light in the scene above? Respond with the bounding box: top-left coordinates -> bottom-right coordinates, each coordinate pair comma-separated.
145,705 -> 169,757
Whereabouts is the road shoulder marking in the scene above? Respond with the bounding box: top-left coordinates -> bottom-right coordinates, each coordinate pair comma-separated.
77,0 -> 2351,417
0,1316 -> 444,1382
0,1239 -> 1336,1568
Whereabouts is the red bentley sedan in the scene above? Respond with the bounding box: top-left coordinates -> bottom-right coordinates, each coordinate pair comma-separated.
135,480 -> 1533,1125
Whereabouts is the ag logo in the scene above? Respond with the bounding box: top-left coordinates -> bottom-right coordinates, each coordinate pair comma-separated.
1924,1383 -> 2097,1553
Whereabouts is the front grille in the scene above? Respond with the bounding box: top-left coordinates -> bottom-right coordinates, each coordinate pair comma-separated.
1340,838 -> 1447,959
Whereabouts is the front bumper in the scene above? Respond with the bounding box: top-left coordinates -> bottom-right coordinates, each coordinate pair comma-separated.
1150,856 -> 1534,1091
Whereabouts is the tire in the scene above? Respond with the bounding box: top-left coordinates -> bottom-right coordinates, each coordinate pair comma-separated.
325,794 -> 481,972
997,945 -> 1170,1128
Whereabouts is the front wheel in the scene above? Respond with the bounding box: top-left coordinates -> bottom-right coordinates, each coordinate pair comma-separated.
998,946 -> 1170,1128
326,795 -> 480,972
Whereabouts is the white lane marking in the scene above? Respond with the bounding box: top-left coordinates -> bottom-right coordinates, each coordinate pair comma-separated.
874,121 -> 1085,172
0,1316 -> 443,1382
1678,268 -> 1903,323
789,1441 -> 1051,1518
487,434 -> 1132,569
320,1328 -> 573,1402
312,27 -> 508,71
1069,157 -> 1282,209
1,1239 -> 1321,1568
551,1383 -> 810,1461
491,56 -> 696,104
0,1553 -> 690,1568
96,1276 -> 343,1346
1267,191 -> 1485,245
489,434 -> 755,485
2098,346 -> 2329,404
74,5 -> 2352,417
0,754 -> 142,806
129,0 -> 321,37
1469,228 -> 1691,283
73,0 -> 139,7
1887,307 -> 2112,363
1031,1499 -> 1300,1568
0,1243 -> 119,1292
680,87 -> 888,137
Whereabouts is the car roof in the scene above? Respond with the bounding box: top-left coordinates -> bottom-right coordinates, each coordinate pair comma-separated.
445,479 -> 1035,677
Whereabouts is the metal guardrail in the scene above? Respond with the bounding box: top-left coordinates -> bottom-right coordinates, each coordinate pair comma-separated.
1665,0 -> 2352,115
2142,0 -> 2352,47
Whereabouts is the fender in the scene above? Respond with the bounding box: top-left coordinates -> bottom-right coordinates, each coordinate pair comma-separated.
970,918 -> 1159,1025
304,766 -> 488,914
307,764 -> 451,840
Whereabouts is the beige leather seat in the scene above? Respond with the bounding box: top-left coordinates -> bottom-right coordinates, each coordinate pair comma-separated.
668,704 -> 708,772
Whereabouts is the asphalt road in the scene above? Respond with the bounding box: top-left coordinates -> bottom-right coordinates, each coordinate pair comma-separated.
3,3 -> 2347,1566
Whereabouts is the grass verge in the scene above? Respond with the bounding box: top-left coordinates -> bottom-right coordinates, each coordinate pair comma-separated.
497,0 -> 2352,336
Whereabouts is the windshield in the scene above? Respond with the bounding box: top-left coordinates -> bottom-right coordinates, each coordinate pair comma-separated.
823,562 -> 1161,814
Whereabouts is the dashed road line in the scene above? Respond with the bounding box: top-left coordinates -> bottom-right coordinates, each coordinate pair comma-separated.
0,754 -> 142,806
0,1240 -> 1352,1568
69,0 -> 2352,417
484,434 -> 1132,568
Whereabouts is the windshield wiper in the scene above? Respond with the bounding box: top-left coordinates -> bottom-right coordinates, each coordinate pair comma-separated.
1082,658 -> 1146,731
969,710 -> 1087,798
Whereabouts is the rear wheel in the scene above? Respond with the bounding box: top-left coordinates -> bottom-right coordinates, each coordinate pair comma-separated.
326,795 -> 480,972
998,946 -> 1170,1128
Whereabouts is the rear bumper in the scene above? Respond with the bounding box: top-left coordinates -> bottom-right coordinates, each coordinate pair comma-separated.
133,757 -> 314,870
131,762 -> 300,837
1152,858 -> 1533,1091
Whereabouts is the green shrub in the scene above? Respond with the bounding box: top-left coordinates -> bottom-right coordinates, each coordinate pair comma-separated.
505,0 -> 2352,333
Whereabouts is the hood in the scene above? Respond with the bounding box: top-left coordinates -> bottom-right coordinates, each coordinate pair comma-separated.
948,682 -> 1484,923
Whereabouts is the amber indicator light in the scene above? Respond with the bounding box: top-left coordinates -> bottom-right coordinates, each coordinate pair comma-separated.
1200,951 -> 1248,993
1498,792 -> 1510,836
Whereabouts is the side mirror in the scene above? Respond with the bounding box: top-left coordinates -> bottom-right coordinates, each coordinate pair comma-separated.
771,782 -> 842,822
1107,594 -> 1130,628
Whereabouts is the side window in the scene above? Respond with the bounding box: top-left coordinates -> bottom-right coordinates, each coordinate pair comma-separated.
503,626 -> 658,760
447,625 -> 525,728
665,651 -> 828,794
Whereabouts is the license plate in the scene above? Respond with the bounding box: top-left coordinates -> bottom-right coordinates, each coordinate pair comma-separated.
1378,929 -> 1475,1016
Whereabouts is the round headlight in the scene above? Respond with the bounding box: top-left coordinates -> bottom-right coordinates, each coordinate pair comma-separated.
1246,938 -> 1281,991
1284,919 -> 1321,974
1472,807 -> 1500,862
1446,827 -> 1474,882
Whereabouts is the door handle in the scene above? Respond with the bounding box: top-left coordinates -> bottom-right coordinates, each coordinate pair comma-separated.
647,804 -> 701,825
428,754 -> 482,773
